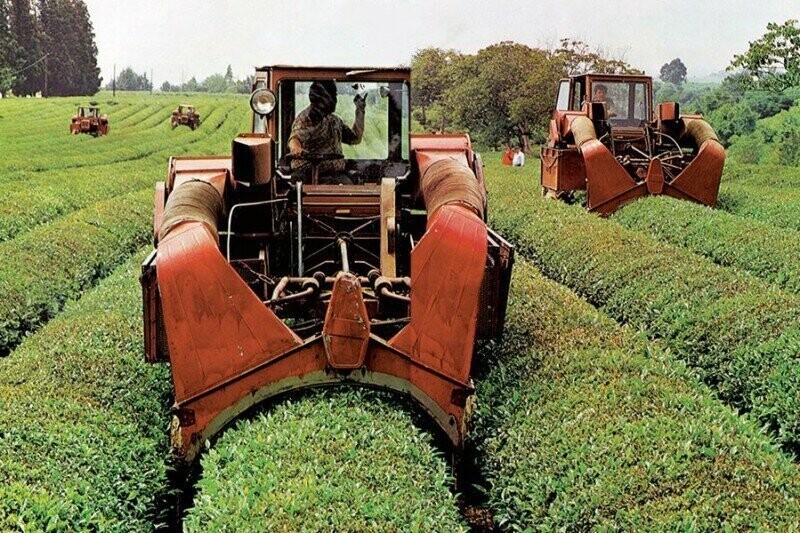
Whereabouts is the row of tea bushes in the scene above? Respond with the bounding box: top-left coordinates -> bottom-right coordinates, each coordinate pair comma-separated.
0,100 -> 249,242
613,195 -> 800,295
0,188 -> 152,354
0,97 -> 244,174
473,260 -> 800,529
723,162 -> 800,188
485,166 -> 800,449
15,102 -> 237,173
184,390 -> 465,531
0,250 -> 172,530
3,100 -> 182,153
0,159 -> 162,242
717,183 -> 800,232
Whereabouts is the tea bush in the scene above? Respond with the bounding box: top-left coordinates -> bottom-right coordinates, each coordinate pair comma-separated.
474,260 -> 800,529
0,250 -> 172,530
613,195 -> 800,294
485,160 -> 800,449
185,390 -> 465,531
0,188 -> 152,354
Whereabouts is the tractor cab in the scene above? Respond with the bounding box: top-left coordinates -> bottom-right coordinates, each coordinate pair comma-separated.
76,106 -> 100,118
171,104 -> 200,129
250,71 -> 410,186
71,106 -> 108,136
555,74 -> 651,126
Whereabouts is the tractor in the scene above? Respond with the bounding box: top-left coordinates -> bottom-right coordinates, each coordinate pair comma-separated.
70,106 -> 109,136
540,73 -> 725,215
171,104 -> 201,130
141,65 -> 514,463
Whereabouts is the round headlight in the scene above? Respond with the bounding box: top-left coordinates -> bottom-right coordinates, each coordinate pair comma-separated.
250,88 -> 276,116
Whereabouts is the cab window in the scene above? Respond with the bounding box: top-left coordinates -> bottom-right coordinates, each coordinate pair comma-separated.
555,80 -> 569,111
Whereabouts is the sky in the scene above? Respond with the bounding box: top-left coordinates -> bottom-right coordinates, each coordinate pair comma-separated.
83,0 -> 799,86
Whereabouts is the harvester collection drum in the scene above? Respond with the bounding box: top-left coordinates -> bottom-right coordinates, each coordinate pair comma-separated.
141,66 -> 514,463
540,73 -> 725,215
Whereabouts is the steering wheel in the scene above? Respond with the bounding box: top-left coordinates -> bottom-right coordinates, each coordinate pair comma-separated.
285,152 -> 344,164
285,152 -> 345,185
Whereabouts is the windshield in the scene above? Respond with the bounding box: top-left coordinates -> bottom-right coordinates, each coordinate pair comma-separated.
281,79 -> 409,163
591,81 -> 649,124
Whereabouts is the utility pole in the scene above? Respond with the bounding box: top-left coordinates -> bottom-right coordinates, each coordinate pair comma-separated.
43,55 -> 48,98
150,68 -> 153,94
113,63 -> 116,97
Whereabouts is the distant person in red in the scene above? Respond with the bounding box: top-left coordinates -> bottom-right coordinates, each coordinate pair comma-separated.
501,146 -> 514,166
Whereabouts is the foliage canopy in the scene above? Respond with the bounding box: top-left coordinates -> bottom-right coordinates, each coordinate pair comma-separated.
730,19 -> 800,92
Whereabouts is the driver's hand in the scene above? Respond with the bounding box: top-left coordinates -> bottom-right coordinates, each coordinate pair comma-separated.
353,93 -> 366,111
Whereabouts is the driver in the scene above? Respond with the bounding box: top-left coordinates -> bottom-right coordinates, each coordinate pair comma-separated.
593,83 -> 616,118
288,80 -> 366,184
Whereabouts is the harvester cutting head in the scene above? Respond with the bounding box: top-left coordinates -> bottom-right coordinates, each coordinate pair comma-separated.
141,66 -> 514,463
171,104 -> 200,130
70,106 -> 108,136
540,74 -> 725,215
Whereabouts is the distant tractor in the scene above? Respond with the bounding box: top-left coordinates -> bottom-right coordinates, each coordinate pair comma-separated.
541,73 -> 725,215
171,104 -> 200,130
70,106 -> 109,136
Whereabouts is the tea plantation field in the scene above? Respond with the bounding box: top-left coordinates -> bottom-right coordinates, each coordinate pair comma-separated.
0,93 -> 798,530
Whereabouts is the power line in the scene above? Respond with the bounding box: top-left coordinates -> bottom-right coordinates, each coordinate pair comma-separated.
9,53 -> 49,76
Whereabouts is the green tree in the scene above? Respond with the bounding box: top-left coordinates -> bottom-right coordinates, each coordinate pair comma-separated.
69,0 -> 101,94
38,0 -> 99,95
235,74 -> 253,94
660,58 -> 687,85
183,76 -> 199,92
10,0 -> 43,95
0,0 -> 19,95
707,102 -> 758,145
202,72 -> 233,93
112,66 -> 150,91
446,42 -> 563,150
729,19 -> 800,92
410,47 -> 461,130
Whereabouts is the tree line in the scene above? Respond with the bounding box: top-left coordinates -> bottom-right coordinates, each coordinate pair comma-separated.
410,39 -> 640,151
412,21 -> 800,152
107,64 -> 253,95
0,0 -> 100,96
